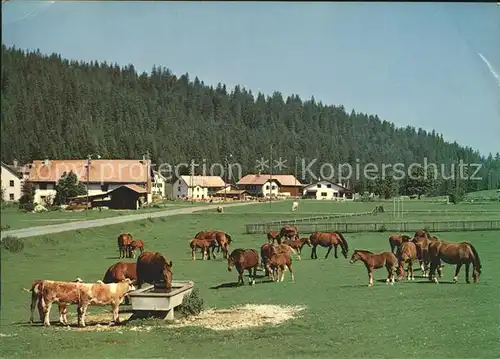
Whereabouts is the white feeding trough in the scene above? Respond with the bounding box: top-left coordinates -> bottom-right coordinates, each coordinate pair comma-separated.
128,280 -> 194,320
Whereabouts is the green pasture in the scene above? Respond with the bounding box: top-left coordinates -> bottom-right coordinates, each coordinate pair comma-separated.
0,201 -> 208,230
465,189 -> 500,199
1,200 -> 499,358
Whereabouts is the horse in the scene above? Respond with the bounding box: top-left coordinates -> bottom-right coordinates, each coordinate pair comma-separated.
266,252 -> 294,282
129,239 -> 145,258
117,233 -> 133,258
349,249 -> 397,286
102,261 -> 137,305
266,231 -> 280,244
428,240 -> 482,284
136,251 -> 173,290
195,230 -> 233,259
190,238 -> 216,260
411,230 -> 433,277
309,231 -> 349,259
389,234 -> 411,254
396,241 -> 418,281
282,237 -> 311,260
227,248 -> 260,286
278,225 -> 298,244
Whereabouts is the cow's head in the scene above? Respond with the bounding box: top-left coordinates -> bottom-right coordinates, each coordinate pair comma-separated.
122,278 -> 136,292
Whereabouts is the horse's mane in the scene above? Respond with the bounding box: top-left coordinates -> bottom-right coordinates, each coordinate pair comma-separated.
354,249 -> 373,254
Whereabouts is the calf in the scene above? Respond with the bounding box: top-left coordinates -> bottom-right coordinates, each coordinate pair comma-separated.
25,277 -> 83,325
266,252 -> 294,282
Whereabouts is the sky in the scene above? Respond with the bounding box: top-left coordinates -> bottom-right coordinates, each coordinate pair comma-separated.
2,1 -> 499,157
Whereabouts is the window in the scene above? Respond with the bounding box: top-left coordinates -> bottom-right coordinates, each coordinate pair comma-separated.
101,184 -> 109,192
178,186 -> 181,191
271,185 -> 276,190
9,180 -> 14,187
321,192 -> 328,197
327,184 -> 331,188
265,185 -> 269,190
9,193 -> 14,200
39,183 -> 47,190
317,184 -> 321,188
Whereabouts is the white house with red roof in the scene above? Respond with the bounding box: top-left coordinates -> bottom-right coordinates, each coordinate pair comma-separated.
236,173 -> 303,197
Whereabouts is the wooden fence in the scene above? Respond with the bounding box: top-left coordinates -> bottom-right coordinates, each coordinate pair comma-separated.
245,220 -> 500,234
263,211 -> 375,225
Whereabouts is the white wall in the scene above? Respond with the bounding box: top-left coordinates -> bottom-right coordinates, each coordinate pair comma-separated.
1,166 -> 22,201
261,180 -> 280,197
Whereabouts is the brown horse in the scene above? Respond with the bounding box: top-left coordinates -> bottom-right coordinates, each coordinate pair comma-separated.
136,251 -> 173,290
260,243 -> 296,277
129,239 -> 145,258
428,240 -> 482,284
195,230 -> 233,259
309,231 -> 349,259
102,261 -> 137,305
190,238 -> 216,260
350,250 -> 397,286
411,230 -> 433,277
282,237 -> 310,260
278,225 -> 298,244
267,231 -> 280,244
227,248 -> 260,286
266,252 -> 294,282
117,233 -> 133,258
396,241 -> 418,281
389,234 -> 411,254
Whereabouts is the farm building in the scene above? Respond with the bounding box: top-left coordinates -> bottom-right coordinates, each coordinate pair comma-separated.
172,175 -> 228,200
69,184 -> 147,210
1,162 -> 23,201
214,188 -> 250,200
237,174 -> 303,197
302,180 -> 353,200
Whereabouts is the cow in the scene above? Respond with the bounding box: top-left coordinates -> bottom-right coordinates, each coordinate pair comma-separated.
292,201 -> 299,212
25,277 -> 83,325
136,251 -> 173,290
39,279 -> 135,327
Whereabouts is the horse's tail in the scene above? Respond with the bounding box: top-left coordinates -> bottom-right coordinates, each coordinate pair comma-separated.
335,231 -> 349,252
225,233 -> 232,245
467,242 -> 482,274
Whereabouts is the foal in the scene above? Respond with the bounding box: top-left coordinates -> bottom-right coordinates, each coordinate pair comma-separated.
350,249 -> 397,286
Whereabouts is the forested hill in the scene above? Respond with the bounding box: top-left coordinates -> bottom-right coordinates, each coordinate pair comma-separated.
1,45 -> 499,194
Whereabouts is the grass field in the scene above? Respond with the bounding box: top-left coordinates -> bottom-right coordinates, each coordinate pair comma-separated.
465,189 -> 500,199
1,200 -> 499,358
0,201 -> 208,230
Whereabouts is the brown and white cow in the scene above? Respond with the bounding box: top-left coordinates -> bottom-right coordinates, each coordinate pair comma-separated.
40,278 -> 135,327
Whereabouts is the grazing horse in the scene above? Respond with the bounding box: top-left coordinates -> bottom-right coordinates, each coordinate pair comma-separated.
396,241 -> 418,281
195,230 -> 233,259
102,261 -> 137,305
117,233 -> 133,258
411,230 -> 433,277
136,251 -> 173,290
267,231 -> 280,244
350,250 -> 397,286
309,231 -> 349,259
282,237 -> 311,260
190,238 -> 216,260
129,239 -> 145,258
428,240 -> 482,284
389,234 -> 411,254
266,252 -> 294,282
227,248 -> 260,286
278,225 -> 298,244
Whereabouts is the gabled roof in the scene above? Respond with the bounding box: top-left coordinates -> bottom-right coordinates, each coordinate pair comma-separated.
27,159 -> 149,183
179,175 -> 226,188
1,162 -> 21,178
237,174 -> 302,187
303,180 -> 351,192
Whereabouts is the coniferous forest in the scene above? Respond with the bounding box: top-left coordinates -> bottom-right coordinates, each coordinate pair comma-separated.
1,45 -> 499,197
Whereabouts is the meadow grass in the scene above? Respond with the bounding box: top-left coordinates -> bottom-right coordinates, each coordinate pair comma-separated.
0,200 -> 499,358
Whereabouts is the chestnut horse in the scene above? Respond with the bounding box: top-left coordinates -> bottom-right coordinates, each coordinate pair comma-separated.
190,238 -> 216,260
309,231 -> 349,259
227,248 -> 260,286
282,237 -> 311,260
350,249 -> 397,286
136,251 -> 173,290
129,239 -> 145,258
266,252 -> 294,282
267,231 -> 280,244
117,233 -> 133,258
411,230 -> 433,277
102,261 -> 137,305
260,243 -> 296,277
195,230 -> 233,259
428,240 -> 482,284
396,241 -> 418,281
278,225 -> 298,244
389,234 -> 411,254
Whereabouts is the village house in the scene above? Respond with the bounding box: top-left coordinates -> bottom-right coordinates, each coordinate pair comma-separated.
236,174 -> 303,197
302,180 -> 353,200
1,162 -> 23,201
26,159 -> 152,205
172,175 -> 228,200
151,169 -> 167,198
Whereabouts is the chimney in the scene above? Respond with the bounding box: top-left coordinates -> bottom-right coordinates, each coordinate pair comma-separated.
43,159 -> 50,166
13,159 -> 18,168
257,172 -> 261,177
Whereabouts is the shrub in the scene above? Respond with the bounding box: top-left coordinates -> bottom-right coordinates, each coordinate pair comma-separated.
2,236 -> 24,253
377,224 -> 387,233
178,288 -> 204,317
21,202 -> 35,212
1,224 -> 11,231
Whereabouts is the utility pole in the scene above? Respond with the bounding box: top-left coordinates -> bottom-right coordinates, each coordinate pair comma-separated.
85,153 -> 101,216
144,150 -> 151,203
295,156 -> 298,199
270,144 -> 273,207
190,159 -> 194,204
225,154 -> 232,202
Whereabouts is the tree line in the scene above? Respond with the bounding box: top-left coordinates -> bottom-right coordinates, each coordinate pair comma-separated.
1,45 -> 499,198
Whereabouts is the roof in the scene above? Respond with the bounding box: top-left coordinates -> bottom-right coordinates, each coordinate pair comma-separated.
215,189 -> 249,195
303,181 -> 351,192
68,184 -> 146,201
27,159 -> 149,183
117,184 -> 147,194
237,174 -> 302,187
180,175 -> 226,188
1,162 -> 21,178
